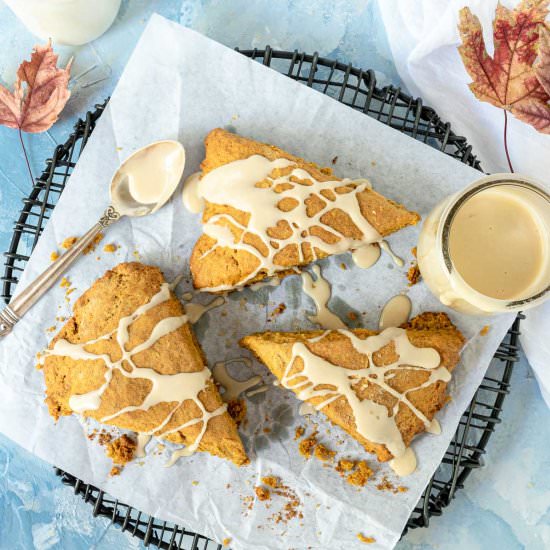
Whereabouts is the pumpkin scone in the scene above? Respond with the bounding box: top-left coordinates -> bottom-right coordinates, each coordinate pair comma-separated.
240,313 -> 464,474
39,262 -> 248,467
189,128 -> 420,292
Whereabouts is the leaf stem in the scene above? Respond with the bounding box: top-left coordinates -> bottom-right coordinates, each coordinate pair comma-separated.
18,128 -> 35,187
503,110 -> 514,173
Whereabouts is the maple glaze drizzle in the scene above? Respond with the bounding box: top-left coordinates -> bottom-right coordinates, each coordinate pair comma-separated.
301,265 -> 347,330
193,155 -> 383,291
135,433 -> 152,458
41,283 -> 226,464
298,402 -> 316,416
281,327 -> 447,476
182,172 -> 204,213
378,294 -> 412,331
351,243 -> 381,269
379,240 -> 404,267
184,295 -> 225,323
212,358 -> 263,401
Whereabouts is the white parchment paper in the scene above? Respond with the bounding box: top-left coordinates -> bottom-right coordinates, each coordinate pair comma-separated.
0,15 -> 515,549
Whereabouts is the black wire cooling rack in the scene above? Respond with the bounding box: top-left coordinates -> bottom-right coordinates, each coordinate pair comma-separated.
1,47 -> 521,548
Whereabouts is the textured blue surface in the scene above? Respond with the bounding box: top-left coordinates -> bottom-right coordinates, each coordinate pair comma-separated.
0,1 -> 548,549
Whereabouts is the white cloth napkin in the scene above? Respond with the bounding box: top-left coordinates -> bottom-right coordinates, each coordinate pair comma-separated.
377,0 -> 550,406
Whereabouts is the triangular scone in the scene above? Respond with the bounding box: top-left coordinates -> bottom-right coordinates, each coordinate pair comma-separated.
190,129 -> 420,292
40,262 -> 248,467
240,313 -> 464,463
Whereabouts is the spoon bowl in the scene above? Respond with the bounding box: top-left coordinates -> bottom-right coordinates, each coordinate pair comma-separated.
110,140 -> 186,217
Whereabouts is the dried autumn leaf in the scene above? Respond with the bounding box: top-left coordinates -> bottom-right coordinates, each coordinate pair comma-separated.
514,26 -> 550,134
0,40 -> 72,133
458,1 -> 550,131
536,25 -> 550,95
513,98 -> 550,132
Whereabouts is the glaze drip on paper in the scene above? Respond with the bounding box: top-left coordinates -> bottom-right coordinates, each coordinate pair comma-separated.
281,327 -> 447,476
301,265 -> 347,330
212,358 -> 263,401
379,294 -> 412,330
41,283 -> 226,462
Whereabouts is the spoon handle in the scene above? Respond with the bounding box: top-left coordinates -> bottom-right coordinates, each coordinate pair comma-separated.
0,206 -> 120,337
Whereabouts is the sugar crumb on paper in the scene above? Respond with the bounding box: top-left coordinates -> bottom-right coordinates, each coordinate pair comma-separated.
60,236 -> 78,249
83,233 -> 104,254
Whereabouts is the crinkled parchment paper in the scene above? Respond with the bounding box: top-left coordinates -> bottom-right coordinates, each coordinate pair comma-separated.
0,15 -> 515,549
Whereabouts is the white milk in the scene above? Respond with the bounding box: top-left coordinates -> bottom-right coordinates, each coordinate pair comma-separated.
5,0 -> 121,46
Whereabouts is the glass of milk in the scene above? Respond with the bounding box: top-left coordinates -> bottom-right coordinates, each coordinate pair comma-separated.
5,0 -> 121,46
417,174 -> 550,315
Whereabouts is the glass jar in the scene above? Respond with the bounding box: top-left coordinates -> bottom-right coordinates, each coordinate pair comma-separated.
5,0 -> 121,46
417,173 -> 550,315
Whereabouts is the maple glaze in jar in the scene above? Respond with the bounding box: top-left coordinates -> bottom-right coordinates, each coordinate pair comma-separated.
417,174 -> 550,315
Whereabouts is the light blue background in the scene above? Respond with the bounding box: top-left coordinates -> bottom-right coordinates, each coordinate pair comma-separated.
0,1 -> 548,549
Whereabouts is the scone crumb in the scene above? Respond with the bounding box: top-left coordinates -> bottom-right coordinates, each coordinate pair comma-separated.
250,476 -> 302,525
109,466 -> 122,477
357,533 -> 376,544
61,236 -> 78,249
298,433 -> 317,459
83,233 -> 104,255
261,476 -> 280,489
407,264 -> 421,286
255,486 -> 271,501
347,311 -> 357,321
50,251 -> 59,262
411,246 -> 417,258
480,325 -> 490,336
227,398 -> 247,428
294,425 -> 305,440
269,303 -> 286,320
340,262 -> 347,270
222,538 -> 231,547
192,480 -> 199,486
313,443 -> 336,462
59,277 -> 71,288
397,485 -> 409,493
335,459 -> 356,474
103,243 -> 117,253
98,432 -> 112,446
346,461 -> 373,487
376,475 -> 398,493
106,434 -> 137,465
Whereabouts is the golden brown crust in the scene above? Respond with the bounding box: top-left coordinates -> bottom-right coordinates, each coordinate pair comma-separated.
240,312 -> 465,462
40,262 -> 248,466
191,129 -> 420,291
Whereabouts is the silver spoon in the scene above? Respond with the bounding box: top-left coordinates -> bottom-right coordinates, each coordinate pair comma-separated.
0,140 -> 186,336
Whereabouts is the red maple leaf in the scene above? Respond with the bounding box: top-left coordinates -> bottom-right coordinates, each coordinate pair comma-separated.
513,25 -> 550,133
0,40 -> 72,133
458,1 -> 549,111
458,1 -> 550,168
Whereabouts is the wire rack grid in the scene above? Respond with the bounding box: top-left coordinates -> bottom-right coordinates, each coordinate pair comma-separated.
0,46 -> 520,549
